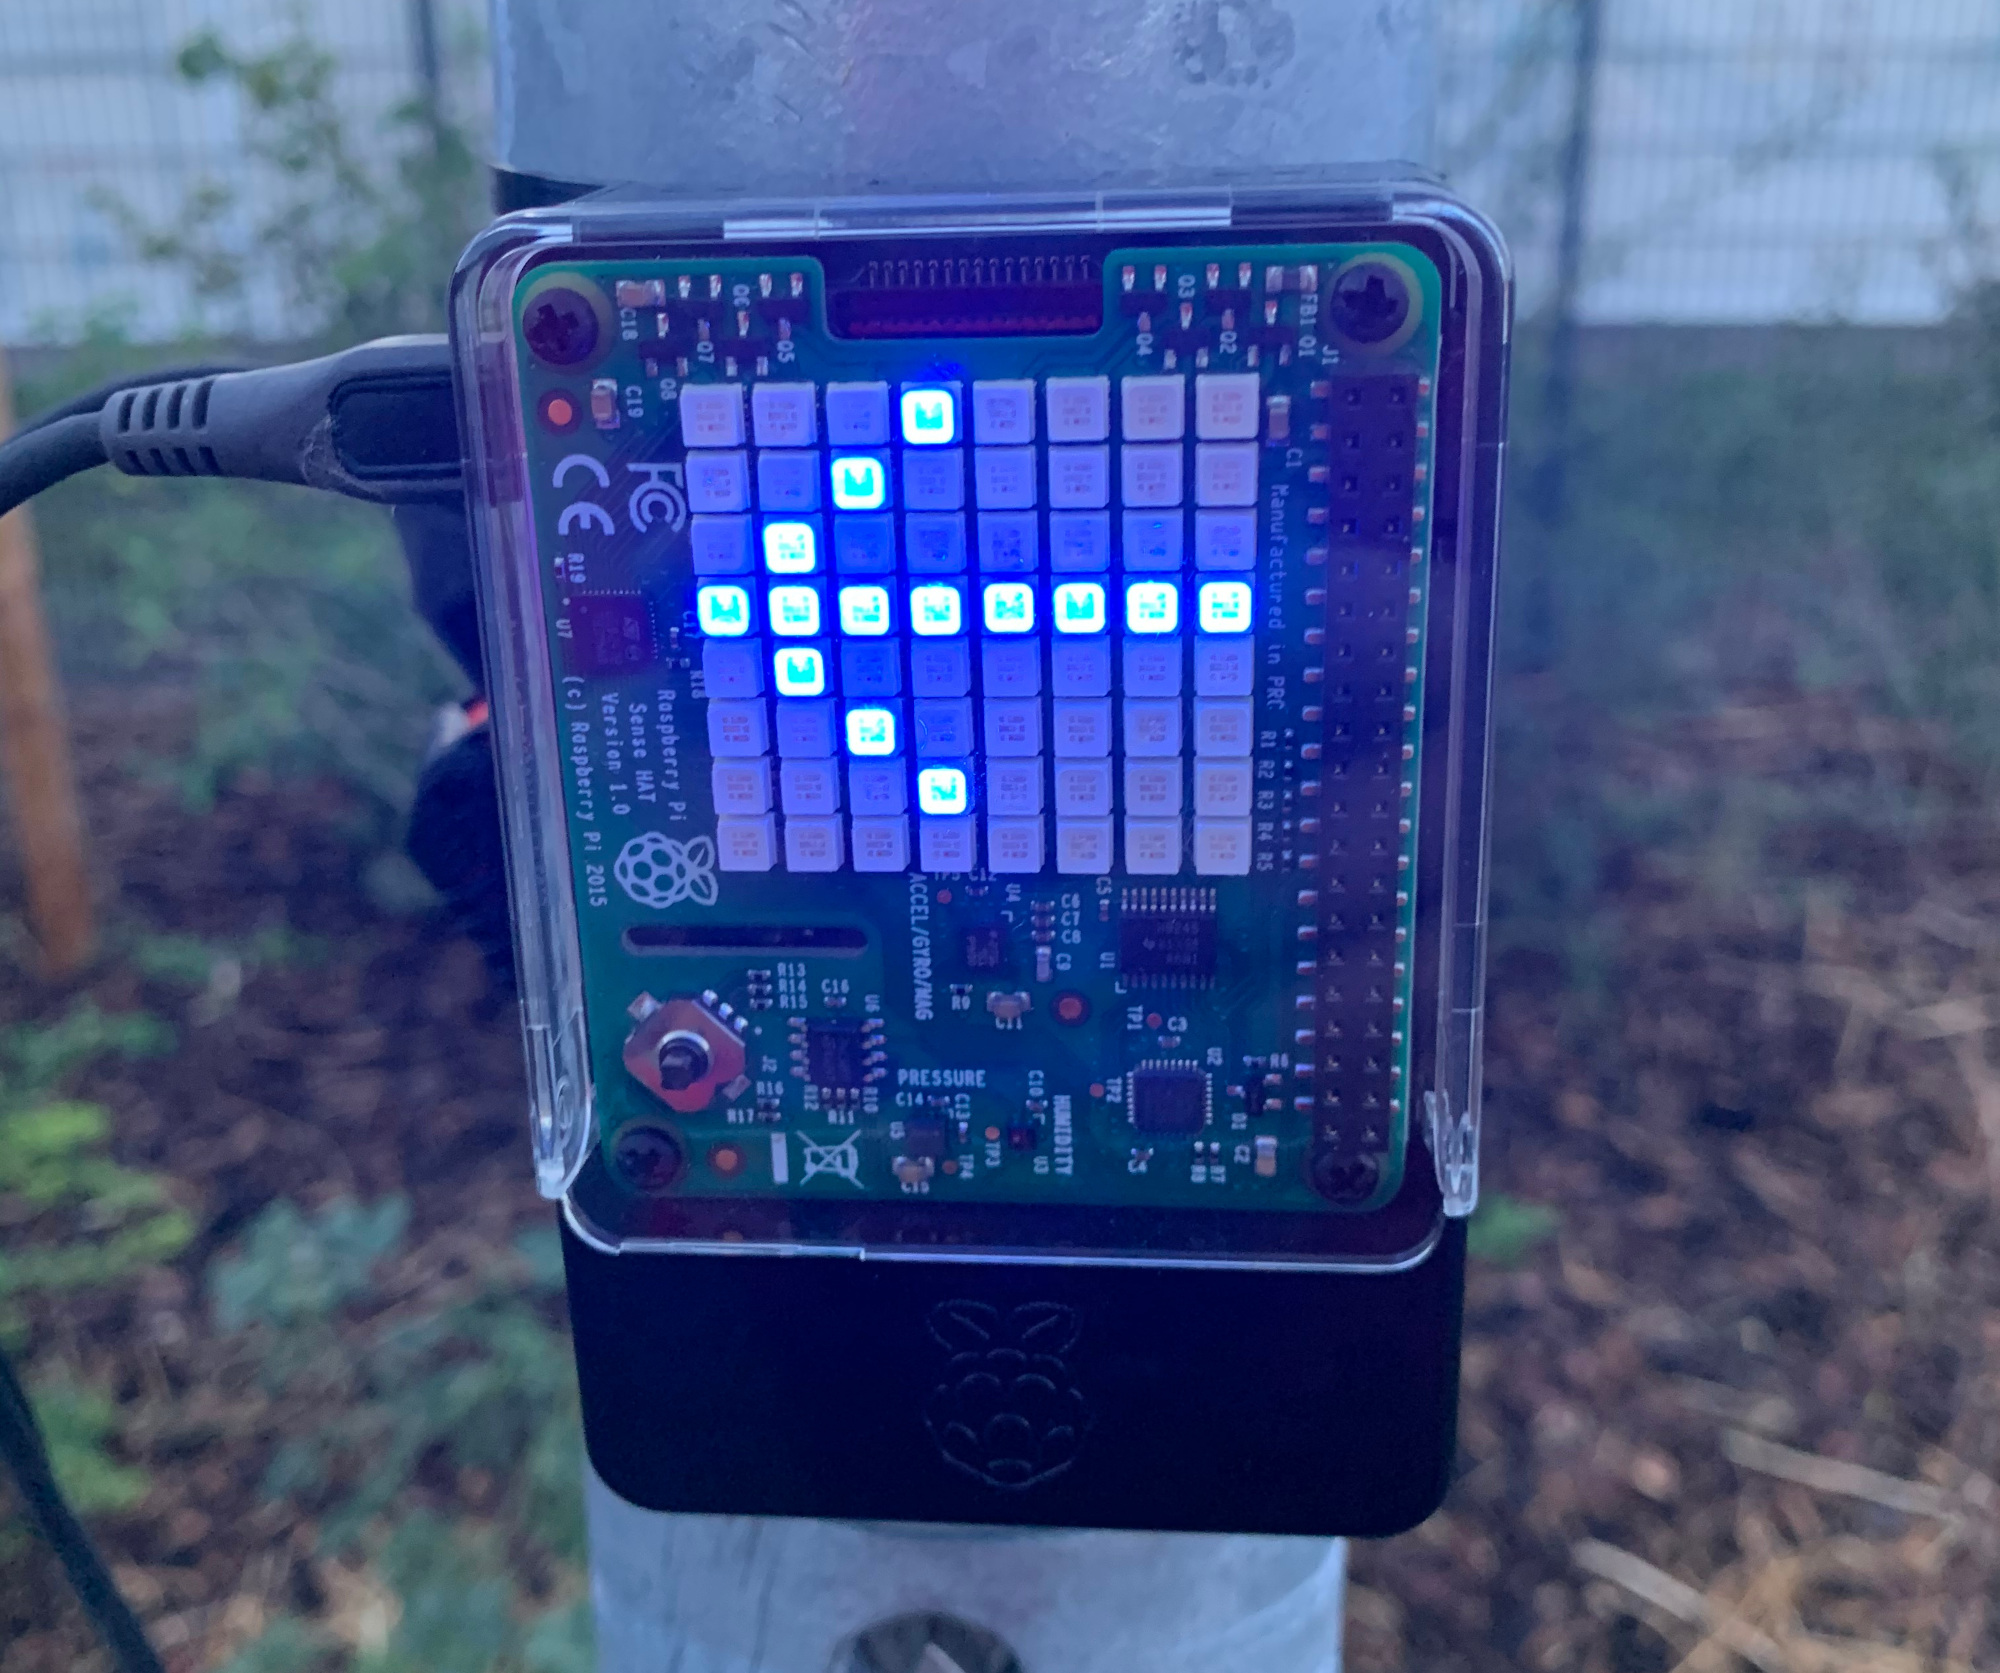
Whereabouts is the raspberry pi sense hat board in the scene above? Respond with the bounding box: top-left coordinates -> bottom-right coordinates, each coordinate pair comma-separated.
457,185 -> 1508,1533
458,192 -> 1506,1273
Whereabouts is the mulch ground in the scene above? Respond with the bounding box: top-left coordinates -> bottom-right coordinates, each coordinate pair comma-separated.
1352,693 -> 2000,1672
2,687 -> 1996,1671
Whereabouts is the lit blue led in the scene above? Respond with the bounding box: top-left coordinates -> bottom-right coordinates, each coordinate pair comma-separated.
838,584 -> 893,637
695,584 -> 753,638
917,765 -> 970,816
845,707 -> 898,757
768,584 -> 821,637
762,519 -> 818,574
982,582 -> 1035,635
773,645 -> 827,697
900,386 -> 957,446
1197,580 -> 1255,634
1125,580 -> 1180,635
1052,581 -> 1108,635
829,454 -> 888,511
909,584 -> 964,637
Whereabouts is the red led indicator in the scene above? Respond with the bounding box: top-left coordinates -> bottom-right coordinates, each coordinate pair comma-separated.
539,389 -> 581,432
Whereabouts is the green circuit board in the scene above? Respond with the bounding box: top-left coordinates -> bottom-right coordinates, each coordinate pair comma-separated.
508,235 -> 1442,1220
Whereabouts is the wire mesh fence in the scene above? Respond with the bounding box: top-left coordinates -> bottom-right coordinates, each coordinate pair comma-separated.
1440,0 -> 2000,325
0,0 -> 478,342
1,0 -> 1997,342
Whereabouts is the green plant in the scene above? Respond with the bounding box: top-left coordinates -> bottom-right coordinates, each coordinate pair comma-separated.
0,1005 -> 180,1558
128,925 -> 330,990
207,1199 -> 589,1669
519,1600 -> 596,1673
211,1196 -> 411,1339
1,1002 -> 174,1093
358,1514 -> 516,1673
1467,1192 -> 1561,1268
31,467 -> 464,812
30,1376 -> 153,1514
0,1004 -> 191,1309
213,1616 -> 332,1673
98,25 -> 485,346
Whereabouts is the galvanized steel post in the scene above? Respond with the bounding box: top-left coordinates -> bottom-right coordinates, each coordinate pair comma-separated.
488,5 -> 1438,1665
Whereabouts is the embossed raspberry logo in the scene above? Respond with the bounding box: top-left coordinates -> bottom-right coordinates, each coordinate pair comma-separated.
924,1301 -> 1089,1489
612,832 -> 717,909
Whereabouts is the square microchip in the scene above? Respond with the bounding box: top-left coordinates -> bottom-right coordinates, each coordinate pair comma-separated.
568,594 -> 657,675
961,922 -> 1011,973
903,1113 -> 948,1158
1117,887 -> 1218,987
1131,1066 -> 1210,1135
804,1020 -> 864,1091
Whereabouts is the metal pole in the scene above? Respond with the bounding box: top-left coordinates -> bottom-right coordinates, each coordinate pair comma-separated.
1536,0 -> 1604,526
408,0 -> 443,135
586,1473 -> 1348,1673
485,6 -> 1441,1664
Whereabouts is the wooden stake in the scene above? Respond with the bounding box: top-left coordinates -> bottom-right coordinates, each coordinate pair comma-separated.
0,345 -> 95,975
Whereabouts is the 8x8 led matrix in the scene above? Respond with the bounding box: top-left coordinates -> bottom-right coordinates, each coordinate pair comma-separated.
458,194 -> 1505,1268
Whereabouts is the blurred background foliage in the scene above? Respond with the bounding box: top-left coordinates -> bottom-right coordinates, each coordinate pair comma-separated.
17,16 -> 483,821
203,1200 -> 588,1673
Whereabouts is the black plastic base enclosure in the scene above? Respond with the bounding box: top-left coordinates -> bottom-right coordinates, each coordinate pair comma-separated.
562,1218 -> 1464,1537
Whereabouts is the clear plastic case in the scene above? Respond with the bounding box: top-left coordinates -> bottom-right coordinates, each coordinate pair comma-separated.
449,175 -> 1509,1271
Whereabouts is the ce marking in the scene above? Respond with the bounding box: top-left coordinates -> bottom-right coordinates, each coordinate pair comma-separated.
552,453 -> 615,536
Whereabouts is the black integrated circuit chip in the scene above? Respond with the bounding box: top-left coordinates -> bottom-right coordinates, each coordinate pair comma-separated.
804,1020 -> 864,1090
1117,887 -> 1218,987
960,922 -> 1010,973
903,1114 -> 948,1158
1131,1066 -> 1210,1135
568,594 -> 656,675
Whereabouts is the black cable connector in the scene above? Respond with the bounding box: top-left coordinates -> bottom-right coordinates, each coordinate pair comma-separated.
17,361 -> 246,436
99,334 -> 462,502
0,334 -> 462,520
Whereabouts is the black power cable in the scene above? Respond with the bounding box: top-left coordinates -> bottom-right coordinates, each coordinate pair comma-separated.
0,1347 -> 165,1673
0,413 -> 108,515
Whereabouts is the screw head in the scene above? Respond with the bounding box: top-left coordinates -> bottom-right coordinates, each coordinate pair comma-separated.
1329,260 -> 1412,346
523,285 -> 601,365
611,1124 -> 684,1193
843,1612 -> 1021,1673
1309,1146 -> 1381,1204
656,1031 -> 711,1091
